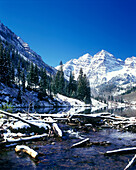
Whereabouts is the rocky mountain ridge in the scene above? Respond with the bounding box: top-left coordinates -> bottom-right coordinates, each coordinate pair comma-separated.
0,21 -> 56,74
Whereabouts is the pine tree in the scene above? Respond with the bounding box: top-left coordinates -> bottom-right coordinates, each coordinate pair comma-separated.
48,74 -> 52,96
77,68 -> 84,100
77,68 -> 91,103
34,64 -> 39,88
59,62 -> 65,94
54,70 -> 60,94
51,76 -> 57,94
83,74 -> 91,104
21,69 -> 25,92
17,88 -> 22,103
1,47 -> 11,85
0,42 -> 4,82
51,61 -> 65,95
67,72 -> 77,97
17,58 -> 21,86
10,63 -> 15,84
39,68 -> 47,95
27,62 -> 35,88
11,50 -> 15,60
6,49 -> 12,85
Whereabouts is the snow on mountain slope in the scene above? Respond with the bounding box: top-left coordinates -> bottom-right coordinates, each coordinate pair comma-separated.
86,50 -> 125,86
56,53 -> 92,80
56,50 -> 136,94
0,21 -> 56,74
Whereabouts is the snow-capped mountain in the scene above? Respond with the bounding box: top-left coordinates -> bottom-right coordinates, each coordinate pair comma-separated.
0,21 -> 56,74
57,53 -> 93,79
56,50 -> 136,95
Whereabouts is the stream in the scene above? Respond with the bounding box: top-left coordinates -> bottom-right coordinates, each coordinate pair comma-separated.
0,107 -> 136,170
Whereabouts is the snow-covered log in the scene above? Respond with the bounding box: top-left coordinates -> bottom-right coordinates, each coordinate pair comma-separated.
15,145 -> 38,159
105,147 -> 136,155
71,138 -> 90,148
52,123 -> 62,137
14,113 -> 68,118
0,110 -> 49,133
0,133 -> 48,146
124,154 -> 136,170
44,117 -> 57,123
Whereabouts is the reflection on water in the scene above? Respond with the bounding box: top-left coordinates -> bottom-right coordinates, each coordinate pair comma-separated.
11,107 -> 70,114
8,104 -> 136,118
80,106 -> 136,118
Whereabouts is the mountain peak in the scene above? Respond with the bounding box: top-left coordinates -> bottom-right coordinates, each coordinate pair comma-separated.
95,49 -> 114,58
78,53 -> 92,60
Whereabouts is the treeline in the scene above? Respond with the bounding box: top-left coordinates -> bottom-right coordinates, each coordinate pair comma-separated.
51,62 -> 91,104
0,39 -> 91,104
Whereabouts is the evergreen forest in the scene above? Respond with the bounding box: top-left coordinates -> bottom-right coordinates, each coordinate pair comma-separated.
0,38 -> 91,104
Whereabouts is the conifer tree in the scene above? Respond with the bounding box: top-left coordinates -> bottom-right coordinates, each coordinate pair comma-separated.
21,69 -> 26,92
77,68 -> 91,103
17,87 -> 22,103
17,58 -> 21,86
83,74 -> 91,104
11,50 -> 15,60
59,61 -> 65,94
77,68 -> 84,100
0,42 -> 4,82
34,64 -> 39,88
1,48 -> 11,85
27,62 -> 35,88
39,68 -> 47,95
54,70 -> 60,94
48,74 -> 52,96
51,76 -> 57,94
6,49 -> 12,85
10,63 -> 15,84
67,72 -> 77,97
52,61 -> 65,95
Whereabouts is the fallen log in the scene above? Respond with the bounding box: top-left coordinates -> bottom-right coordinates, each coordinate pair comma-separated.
105,147 -> 136,155
124,154 -> 136,170
71,138 -> 90,148
0,110 -> 49,133
0,133 -> 48,147
26,116 -> 62,137
14,113 -> 68,118
15,145 -> 38,159
52,123 -> 63,137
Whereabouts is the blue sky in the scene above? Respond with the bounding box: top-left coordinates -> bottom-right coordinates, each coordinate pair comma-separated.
0,0 -> 136,67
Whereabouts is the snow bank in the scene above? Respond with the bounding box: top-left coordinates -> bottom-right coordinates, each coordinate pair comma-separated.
91,98 -> 107,112
56,94 -> 91,107
9,121 -> 31,130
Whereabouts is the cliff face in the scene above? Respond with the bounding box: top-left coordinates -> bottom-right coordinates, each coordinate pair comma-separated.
0,21 -> 56,74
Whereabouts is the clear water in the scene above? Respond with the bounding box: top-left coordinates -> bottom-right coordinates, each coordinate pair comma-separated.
1,107 -> 136,170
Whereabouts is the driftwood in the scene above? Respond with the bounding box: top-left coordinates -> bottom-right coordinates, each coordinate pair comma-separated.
0,133 -> 48,147
0,110 -> 49,133
15,113 -> 68,118
105,147 -> 136,155
27,113 -> 56,123
71,138 -> 90,148
52,123 -> 63,137
15,145 -> 38,159
0,109 -> 62,138
124,154 -> 136,170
